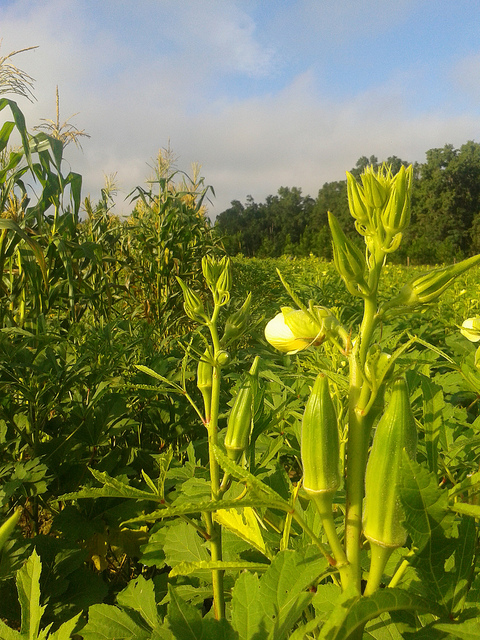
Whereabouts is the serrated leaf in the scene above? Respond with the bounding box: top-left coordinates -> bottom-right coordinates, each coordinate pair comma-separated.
166,584 -> 203,640
212,445 -> 290,507
163,521 -> 210,569
81,604 -> 151,640
60,468 -> 159,501
201,618 -> 239,640
117,575 -> 159,630
449,516 -> 476,615
230,572 -> 264,640
169,560 -> 268,578
434,616 -> 480,639
231,549 -> 325,640
421,376 -> 444,476
0,619 -> 22,639
400,456 -> 452,553
214,507 -> 266,556
318,588 -> 440,640
47,613 -> 82,640
451,502 -> 480,518
122,496 -> 275,525
16,549 -> 45,640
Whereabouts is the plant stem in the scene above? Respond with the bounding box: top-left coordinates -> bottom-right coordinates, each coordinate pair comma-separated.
363,542 -> 394,596
205,309 -> 225,619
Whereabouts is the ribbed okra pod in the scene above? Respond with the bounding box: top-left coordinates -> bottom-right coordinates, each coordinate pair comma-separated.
301,373 -> 340,497
224,356 -> 260,462
363,376 -> 417,549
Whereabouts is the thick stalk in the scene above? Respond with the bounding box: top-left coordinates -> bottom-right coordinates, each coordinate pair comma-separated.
345,294 -> 378,593
204,310 -> 225,619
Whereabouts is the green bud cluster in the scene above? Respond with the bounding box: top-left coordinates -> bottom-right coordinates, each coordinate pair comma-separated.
346,164 -> 413,256
363,377 -> 417,548
301,373 -> 340,496
202,255 -> 231,305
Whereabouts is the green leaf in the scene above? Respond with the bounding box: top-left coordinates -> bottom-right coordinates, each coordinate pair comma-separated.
421,376 -> 444,476
47,613 -> 82,640
169,560 -> 268,578
230,572 -> 264,640
59,468 -> 159,501
163,521 -> 210,569
80,604 -> 151,640
450,502 -> 480,518
449,516 -> 476,615
122,496 -> 275,525
318,588 -> 440,640
230,549 -> 325,640
0,619 -> 22,640
166,584 -> 203,640
434,616 -> 480,639
400,456 -> 453,553
117,575 -> 159,630
16,549 -> 45,640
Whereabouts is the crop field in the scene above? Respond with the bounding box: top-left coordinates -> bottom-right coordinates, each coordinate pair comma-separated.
1,95 -> 480,639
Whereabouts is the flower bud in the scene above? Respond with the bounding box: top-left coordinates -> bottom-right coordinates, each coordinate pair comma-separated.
222,293 -> 252,346
328,212 -> 369,296
301,373 -> 340,496
383,254 -> 480,310
460,317 -> 480,342
361,166 -> 390,210
215,350 -> 231,367
381,165 -> 412,236
346,172 -> 370,225
264,307 -> 322,354
176,277 -> 207,322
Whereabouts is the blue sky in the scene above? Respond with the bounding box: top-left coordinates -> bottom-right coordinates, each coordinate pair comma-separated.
2,0 -> 480,216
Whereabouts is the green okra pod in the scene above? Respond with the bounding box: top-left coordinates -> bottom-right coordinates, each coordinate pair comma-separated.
224,356 -> 260,462
197,349 -> 213,421
301,373 -> 340,497
363,376 -> 417,548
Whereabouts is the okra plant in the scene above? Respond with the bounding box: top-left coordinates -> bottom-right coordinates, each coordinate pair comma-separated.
263,164 -> 480,635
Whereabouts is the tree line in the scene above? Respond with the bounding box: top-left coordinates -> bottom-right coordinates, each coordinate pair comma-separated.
214,143 -> 480,264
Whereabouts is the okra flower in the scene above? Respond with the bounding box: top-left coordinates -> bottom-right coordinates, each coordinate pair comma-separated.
460,317 -> 480,342
264,307 -> 323,354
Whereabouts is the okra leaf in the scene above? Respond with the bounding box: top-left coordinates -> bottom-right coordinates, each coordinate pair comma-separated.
60,468 -> 160,501
231,549 -> 325,640
116,575 -> 160,630
400,456 -> 453,553
16,549 -> 45,639
434,616 -> 480,639
122,496 -> 277,525
448,516 -> 476,616
80,604 -> 151,640
165,584 -> 202,639
420,375 -> 444,476
169,560 -> 268,577
163,521 -> 210,569
47,613 -> 82,640
212,445 -> 291,508
318,587 -> 441,640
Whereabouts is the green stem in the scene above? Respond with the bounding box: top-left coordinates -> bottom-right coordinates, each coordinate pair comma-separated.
311,492 -> 354,589
363,542 -> 394,596
205,309 -> 225,620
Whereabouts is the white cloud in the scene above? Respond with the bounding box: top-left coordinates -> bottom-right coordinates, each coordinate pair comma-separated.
1,0 -> 480,220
